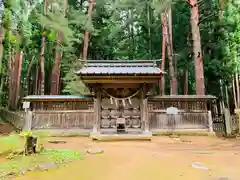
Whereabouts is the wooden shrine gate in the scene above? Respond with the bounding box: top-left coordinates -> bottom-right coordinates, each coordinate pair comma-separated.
100,98 -> 141,131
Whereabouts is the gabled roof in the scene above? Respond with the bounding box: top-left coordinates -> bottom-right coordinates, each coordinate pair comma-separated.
76,60 -> 164,75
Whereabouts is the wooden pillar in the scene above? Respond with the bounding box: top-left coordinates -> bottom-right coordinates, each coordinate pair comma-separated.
92,90 -> 101,133
224,108 -> 232,136
23,110 -> 33,131
207,110 -> 213,132
141,86 -> 150,133
143,98 -> 149,132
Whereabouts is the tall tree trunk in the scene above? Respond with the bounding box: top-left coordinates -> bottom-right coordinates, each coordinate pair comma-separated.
8,50 -> 14,109
50,0 -> 67,95
168,6 -> 178,94
165,8 -> 177,95
218,0 -> 225,19
147,2 -> 152,59
34,67 -> 39,95
79,44 -> 83,59
51,32 -> 62,95
83,0 -> 94,60
160,13 -> 167,95
236,73 -> 240,108
184,70 -> 188,95
188,0 -> 205,95
0,28 -> 4,69
232,76 -> 237,108
14,51 -> 23,108
26,56 -> 35,95
128,9 -> 134,59
0,27 -> 5,107
39,0 -> 48,95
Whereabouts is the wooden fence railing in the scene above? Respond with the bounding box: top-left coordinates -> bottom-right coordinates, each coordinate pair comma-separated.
32,110 -> 94,129
148,110 -> 209,130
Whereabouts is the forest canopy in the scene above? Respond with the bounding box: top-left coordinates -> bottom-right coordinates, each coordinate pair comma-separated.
0,0 -> 240,110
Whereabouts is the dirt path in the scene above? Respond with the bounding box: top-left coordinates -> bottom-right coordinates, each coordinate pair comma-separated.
16,136 -> 240,180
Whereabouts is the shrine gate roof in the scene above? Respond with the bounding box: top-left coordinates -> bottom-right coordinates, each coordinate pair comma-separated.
76,60 -> 164,75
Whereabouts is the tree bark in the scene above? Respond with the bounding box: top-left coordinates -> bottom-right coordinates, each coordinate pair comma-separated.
50,0 -> 67,95
233,76 -> 237,108
165,8 -> 177,95
26,56 -> 35,95
0,27 -> 5,107
14,51 -> 23,108
34,67 -> 39,95
218,0 -> 225,19
184,70 -> 188,95
236,73 -> 240,108
160,13 -> 167,95
39,0 -> 48,95
147,2 -> 152,59
8,50 -> 14,109
188,0 -> 205,95
79,44 -> 83,59
83,0 -> 94,60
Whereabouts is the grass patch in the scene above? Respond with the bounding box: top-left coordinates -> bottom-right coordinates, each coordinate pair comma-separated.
33,130 -> 89,137
152,130 -> 215,136
0,134 -> 23,155
0,149 -> 82,178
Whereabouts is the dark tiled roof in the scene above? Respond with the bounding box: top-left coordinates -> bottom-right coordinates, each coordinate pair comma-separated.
23,95 -> 90,101
76,60 -> 164,75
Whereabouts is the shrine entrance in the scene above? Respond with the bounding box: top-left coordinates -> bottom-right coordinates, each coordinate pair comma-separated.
76,60 -> 164,139
100,87 -> 142,133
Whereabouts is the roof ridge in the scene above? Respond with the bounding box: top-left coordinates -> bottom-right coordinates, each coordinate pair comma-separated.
79,59 -> 161,64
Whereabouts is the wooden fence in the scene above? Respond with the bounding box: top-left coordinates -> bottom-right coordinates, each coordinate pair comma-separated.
32,110 -> 94,129
0,95 -> 219,133
147,97 -> 211,131
0,108 -> 25,129
149,110 -> 209,130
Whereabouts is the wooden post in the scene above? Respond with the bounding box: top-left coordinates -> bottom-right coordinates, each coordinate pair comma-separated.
224,108 -> 232,136
23,110 -> 33,131
92,90 -> 101,134
141,86 -> 150,134
207,110 -> 213,132
140,89 -> 144,131
143,98 -> 149,132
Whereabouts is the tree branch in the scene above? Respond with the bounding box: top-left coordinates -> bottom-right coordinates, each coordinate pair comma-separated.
198,13 -> 215,25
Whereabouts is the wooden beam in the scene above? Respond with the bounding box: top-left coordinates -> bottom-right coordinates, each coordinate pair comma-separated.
83,79 -> 159,84
101,83 -> 140,89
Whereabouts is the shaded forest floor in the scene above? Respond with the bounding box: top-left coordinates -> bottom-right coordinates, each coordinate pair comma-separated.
14,136 -> 240,180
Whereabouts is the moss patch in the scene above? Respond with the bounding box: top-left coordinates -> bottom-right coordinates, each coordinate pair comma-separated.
0,134 -> 23,155
33,130 -> 89,137
152,130 -> 215,136
0,149 -> 82,179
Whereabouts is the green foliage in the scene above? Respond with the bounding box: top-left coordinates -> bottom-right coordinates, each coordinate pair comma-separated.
62,68 -> 90,95
1,0 -> 240,101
